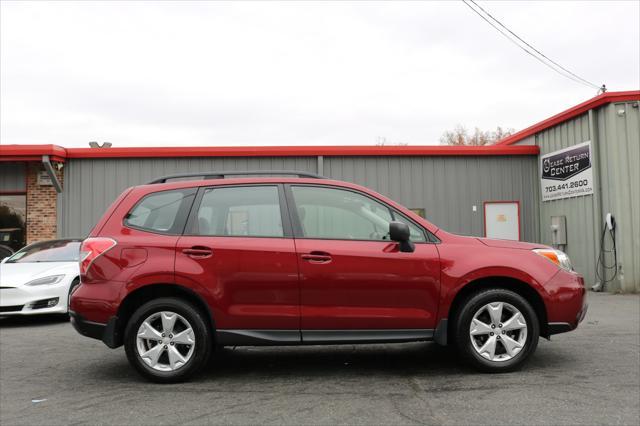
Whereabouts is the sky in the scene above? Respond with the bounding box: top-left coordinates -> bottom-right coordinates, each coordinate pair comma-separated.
1,1 -> 638,148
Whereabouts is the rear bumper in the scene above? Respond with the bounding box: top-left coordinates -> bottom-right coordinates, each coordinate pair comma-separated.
69,311 -> 121,348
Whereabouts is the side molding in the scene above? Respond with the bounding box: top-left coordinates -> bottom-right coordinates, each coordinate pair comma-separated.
216,329 -> 435,346
302,329 -> 434,344
216,330 -> 301,346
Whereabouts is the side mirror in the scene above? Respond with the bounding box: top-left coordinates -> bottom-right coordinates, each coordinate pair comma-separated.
389,221 -> 415,253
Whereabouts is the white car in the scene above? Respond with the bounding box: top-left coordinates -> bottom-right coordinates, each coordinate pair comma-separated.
0,239 -> 81,316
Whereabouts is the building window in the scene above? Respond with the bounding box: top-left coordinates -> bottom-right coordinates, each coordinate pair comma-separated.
0,194 -> 27,254
409,208 -> 425,218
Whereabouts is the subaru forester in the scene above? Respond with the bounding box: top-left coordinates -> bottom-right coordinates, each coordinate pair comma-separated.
70,171 -> 587,382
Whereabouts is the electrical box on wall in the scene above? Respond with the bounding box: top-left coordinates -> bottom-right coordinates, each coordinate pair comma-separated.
37,170 -> 53,186
550,216 -> 567,247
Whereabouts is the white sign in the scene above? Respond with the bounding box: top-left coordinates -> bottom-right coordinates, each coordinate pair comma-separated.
540,141 -> 594,201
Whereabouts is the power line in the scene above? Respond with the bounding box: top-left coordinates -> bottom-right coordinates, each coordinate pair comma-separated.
468,0 -> 600,89
462,0 -> 601,90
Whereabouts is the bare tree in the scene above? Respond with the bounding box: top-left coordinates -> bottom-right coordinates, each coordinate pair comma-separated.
375,136 -> 408,146
440,126 -> 514,146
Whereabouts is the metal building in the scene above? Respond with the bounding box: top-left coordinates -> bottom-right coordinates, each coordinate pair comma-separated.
57,149 -> 540,242
1,90 -> 638,292
498,91 -> 640,293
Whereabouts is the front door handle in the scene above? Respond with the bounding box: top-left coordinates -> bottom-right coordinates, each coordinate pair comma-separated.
182,246 -> 213,258
301,251 -> 332,263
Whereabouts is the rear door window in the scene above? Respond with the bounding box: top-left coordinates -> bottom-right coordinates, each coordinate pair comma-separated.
125,188 -> 196,234
193,186 -> 284,237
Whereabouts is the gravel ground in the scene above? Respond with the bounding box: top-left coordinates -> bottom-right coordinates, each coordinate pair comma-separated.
1,292 -> 638,425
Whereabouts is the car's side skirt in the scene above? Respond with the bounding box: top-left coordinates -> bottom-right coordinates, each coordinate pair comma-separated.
216,329 -> 434,346
216,329 -> 301,346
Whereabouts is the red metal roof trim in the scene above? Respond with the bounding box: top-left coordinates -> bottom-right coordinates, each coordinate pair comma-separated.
0,144 -> 67,162
2,144 -> 539,159
65,145 -> 539,158
496,90 -> 640,146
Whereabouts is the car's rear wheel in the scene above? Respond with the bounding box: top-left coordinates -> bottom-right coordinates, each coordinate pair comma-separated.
124,298 -> 212,383
454,288 -> 539,373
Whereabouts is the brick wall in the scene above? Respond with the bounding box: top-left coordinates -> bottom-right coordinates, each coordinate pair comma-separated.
26,162 -> 63,244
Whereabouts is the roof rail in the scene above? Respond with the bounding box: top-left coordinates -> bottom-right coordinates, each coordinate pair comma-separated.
147,170 -> 325,184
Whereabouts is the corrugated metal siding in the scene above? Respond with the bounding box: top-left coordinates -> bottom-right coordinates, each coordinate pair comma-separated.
59,155 -> 540,243
0,162 -> 26,192
595,102 -> 640,292
536,102 -> 640,292
511,135 -> 537,146
536,113 -> 600,286
58,156 -> 316,238
320,156 -> 539,242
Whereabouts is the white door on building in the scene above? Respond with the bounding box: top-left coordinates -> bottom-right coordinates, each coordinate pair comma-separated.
484,202 -> 520,241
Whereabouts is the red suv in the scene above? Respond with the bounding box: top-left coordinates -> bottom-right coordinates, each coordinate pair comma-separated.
70,171 -> 587,382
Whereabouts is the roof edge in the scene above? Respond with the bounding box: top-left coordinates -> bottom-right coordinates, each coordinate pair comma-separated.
0,144 -> 68,162
1,144 -> 539,159
497,90 -> 640,146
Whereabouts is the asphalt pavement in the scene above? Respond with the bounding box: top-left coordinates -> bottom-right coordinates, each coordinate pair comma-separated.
1,292 -> 638,425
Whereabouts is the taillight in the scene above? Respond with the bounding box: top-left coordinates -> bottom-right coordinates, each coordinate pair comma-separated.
80,237 -> 117,277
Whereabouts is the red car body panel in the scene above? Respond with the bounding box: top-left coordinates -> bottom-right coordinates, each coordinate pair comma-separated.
70,176 -> 587,345
295,238 -> 441,329
175,235 -> 299,330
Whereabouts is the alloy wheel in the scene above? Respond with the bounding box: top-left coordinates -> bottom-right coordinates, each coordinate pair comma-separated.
469,301 -> 528,362
136,311 -> 196,372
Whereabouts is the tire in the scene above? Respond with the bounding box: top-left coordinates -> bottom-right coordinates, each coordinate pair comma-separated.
453,288 -> 539,373
67,278 -> 80,313
0,245 -> 13,261
124,298 -> 212,383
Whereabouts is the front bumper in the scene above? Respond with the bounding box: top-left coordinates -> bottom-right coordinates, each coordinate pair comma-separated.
69,311 -> 121,348
0,285 -> 69,315
547,300 -> 588,334
543,269 -> 588,334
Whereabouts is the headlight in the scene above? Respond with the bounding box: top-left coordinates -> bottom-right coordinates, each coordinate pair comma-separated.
533,249 -> 573,271
24,275 -> 65,286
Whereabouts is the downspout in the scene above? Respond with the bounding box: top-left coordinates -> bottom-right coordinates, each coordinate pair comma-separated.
588,109 -> 605,290
42,155 -> 63,193
317,155 -> 324,176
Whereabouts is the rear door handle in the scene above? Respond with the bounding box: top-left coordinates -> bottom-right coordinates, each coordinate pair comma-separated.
301,251 -> 332,263
182,246 -> 213,258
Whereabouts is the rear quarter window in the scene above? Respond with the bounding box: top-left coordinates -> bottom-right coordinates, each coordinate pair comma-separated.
124,188 -> 196,234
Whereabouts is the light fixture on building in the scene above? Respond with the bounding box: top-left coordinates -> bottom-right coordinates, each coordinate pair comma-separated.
88,141 -> 113,148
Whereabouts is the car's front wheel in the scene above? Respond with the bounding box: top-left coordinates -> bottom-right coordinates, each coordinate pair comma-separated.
124,298 -> 212,383
454,288 -> 539,373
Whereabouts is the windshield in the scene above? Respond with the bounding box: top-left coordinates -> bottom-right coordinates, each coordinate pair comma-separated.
5,240 -> 81,263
